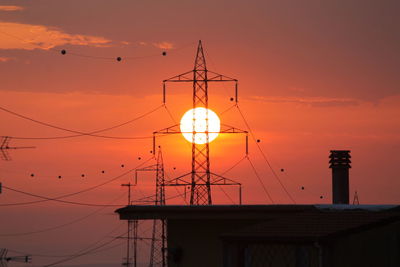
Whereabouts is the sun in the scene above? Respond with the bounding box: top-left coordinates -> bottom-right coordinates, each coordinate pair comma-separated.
180,107 -> 221,144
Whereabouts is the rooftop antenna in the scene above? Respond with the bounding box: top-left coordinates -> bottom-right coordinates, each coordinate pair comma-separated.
0,136 -> 35,161
0,249 -> 31,267
154,40 -> 246,205
135,147 -> 167,267
353,190 -> 360,205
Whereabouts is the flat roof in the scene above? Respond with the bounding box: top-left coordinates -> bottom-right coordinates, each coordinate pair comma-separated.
116,205 -> 400,240
115,204 -> 400,220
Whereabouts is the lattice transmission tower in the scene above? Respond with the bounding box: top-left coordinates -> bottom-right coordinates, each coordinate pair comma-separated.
136,147 -> 167,267
154,40 -> 247,205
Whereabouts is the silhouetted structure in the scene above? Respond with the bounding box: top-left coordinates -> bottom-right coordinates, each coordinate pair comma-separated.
116,205 -> 400,267
329,150 -> 351,204
136,147 -> 167,266
153,41 -> 246,205
120,182 -> 137,267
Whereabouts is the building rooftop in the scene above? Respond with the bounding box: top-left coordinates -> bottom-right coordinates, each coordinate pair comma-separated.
116,204 -> 400,241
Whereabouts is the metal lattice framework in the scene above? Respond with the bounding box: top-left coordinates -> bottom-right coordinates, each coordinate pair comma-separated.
136,147 -> 167,267
154,40 -> 247,205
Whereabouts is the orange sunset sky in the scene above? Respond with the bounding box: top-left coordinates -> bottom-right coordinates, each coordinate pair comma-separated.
0,1 -> 399,266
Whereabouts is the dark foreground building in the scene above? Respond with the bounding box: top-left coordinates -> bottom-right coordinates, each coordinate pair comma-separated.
116,204 -> 400,267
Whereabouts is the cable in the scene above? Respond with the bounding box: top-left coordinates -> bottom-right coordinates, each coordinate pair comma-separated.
220,104 -> 237,116
221,156 -> 247,176
0,156 -> 155,207
163,104 -> 243,204
246,156 -> 274,204
7,222 -> 125,259
0,193 -> 126,237
0,29 -> 195,62
236,105 -> 296,204
163,105 -> 177,124
216,156 -> 247,204
42,233 -> 123,267
0,104 -> 163,140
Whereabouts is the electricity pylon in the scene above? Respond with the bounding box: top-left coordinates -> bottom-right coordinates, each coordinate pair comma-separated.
136,147 -> 167,267
154,40 -> 247,205
0,136 -> 35,161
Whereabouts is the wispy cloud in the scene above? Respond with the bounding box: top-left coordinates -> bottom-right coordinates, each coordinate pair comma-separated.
0,56 -> 13,62
0,22 -> 111,50
0,6 -> 24,11
248,95 -> 360,107
153,41 -> 174,50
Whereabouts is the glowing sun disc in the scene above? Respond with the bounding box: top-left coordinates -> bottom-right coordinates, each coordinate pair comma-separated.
180,107 -> 220,144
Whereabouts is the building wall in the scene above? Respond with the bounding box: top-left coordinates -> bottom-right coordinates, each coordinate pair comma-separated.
329,221 -> 400,267
167,219 -> 259,267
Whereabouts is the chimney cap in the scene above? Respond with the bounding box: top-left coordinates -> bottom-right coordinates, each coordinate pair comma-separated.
329,150 -> 351,168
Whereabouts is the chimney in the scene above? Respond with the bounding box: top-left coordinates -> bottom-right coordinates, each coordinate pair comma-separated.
329,150 -> 351,204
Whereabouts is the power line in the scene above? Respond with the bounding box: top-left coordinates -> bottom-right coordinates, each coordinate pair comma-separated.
42,222 -> 156,266
0,28 -> 195,62
7,222 -> 125,259
0,104 -> 164,140
236,105 -> 296,204
217,156 -> 247,204
0,156 -> 155,207
42,232 -> 125,267
0,193 -> 126,237
163,103 -> 244,205
246,156 -> 274,204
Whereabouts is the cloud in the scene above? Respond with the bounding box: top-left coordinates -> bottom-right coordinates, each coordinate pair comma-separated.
248,95 -> 360,107
0,6 -> 24,11
0,22 -> 111,50
153,41 -> 174,50
0,56 -> 13,62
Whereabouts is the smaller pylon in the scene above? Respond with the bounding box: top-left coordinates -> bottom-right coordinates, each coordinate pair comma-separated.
0,136 -> 35,161
135,147 -> 167,267
353,191 -> 360,205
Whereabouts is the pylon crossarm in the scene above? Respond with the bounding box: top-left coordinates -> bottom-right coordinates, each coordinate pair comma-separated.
153,124 -> 180,134
220,124 -> 248,134
115,236 -> 153,240
135,164 -> 158,185
163,70 -> 193,82
153,125 -> 181,155
207,70 -> 237,82
211,172 -> 241,186
164,172 -> 192,186
136,165 -> 158,172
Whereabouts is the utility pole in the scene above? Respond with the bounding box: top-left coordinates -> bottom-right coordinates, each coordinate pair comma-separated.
121,183 -> 137,267
154,40 -> 246,205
